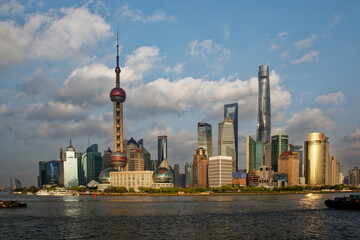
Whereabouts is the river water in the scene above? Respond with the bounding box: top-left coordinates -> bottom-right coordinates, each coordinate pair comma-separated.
0,192 -> 359,239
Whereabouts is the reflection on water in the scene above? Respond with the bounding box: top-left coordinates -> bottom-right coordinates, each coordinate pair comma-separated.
1,192 -> 360,239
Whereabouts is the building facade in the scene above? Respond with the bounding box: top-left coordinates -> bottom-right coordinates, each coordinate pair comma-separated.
197,122 -> 212,157
157,135 -> 167,168
304,133 -> 329,185
246,136 -> 263,173
256,65 -> 271,145
208,156 -> 232,187
271,135 -> 289,172
63,140 -> 78,187
224,103 -> 238,171
348,166 -> 359,186
218,114 -> 236,172
81,144 -> 103,185
290,144 -> 304,178
278,151 -> 300,186
185,163 -> 193,187
126,138 -> 144,171
193,148 -> 209,188
110,171 -> 154,191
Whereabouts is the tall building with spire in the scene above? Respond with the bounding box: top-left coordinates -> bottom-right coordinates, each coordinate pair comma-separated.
109,33 -> 127,170
224,103 -> 238,171
218,114 -> 236,172
256,65 -> 271,145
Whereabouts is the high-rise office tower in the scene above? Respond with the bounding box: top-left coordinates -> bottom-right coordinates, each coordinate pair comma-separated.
304,133 -> 329,185
185,163 -> 193,188
278,151 -> 300,186
218,115 -> 236,172
197,122 -> 212,157
137,139 -> 151,170
224,103 -> 238,170
246,136 -> 263,173
193,148 -> 209,188
109,34 -> 127,170
174,164 -> 181,187
208,156 -> 232,187
157,135 -> 167,168
256,65 -> 271,145
63,139 -> 78,187
290,144 -> 304,178
102,148 -> 112,169
81,144 -> 103,185
271,135 -> 289,172
126,137 -> 144,171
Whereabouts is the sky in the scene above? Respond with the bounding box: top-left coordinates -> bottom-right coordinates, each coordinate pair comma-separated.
0,0 -> 360,187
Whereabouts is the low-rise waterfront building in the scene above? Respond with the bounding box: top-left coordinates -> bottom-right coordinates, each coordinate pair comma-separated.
110,171 -> 154,191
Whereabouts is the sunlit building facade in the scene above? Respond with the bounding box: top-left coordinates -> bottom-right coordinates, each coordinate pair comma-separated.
63,139 -> 78,187
278,151 -> 300,186
126,137 -> 144,171
193,148 -> 209,188
290,144 -> 304,178
208,156 -> 232,187
304,133 -> 329,185
218,115 -> 236,172
110,171 -> 154,191
198,122 -> 212,157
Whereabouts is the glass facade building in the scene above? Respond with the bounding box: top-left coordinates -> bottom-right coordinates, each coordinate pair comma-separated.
246,136 -> 263,173
185,163 -> 193,188
256,65 -> 271,145
224,103 -> 238,171
290,144 -> 304,178
157,136 -> 167,168
81,144 -> 103,185
271,135 -> 289,172
197,122 -> 212,157
218,115 -> 236,172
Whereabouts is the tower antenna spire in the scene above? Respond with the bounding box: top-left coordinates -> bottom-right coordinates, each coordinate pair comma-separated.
115,29 -> 120,88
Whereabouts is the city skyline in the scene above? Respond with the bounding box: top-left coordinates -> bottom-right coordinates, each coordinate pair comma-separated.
0,0 -> 360,186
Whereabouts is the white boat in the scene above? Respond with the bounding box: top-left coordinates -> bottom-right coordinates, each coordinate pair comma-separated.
36,189 -> 51,196
51,188 -> 74,196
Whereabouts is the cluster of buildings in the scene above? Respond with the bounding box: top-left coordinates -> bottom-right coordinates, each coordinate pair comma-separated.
37,39 -> 351,192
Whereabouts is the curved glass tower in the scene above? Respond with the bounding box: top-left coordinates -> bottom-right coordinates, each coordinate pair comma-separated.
256,65 -> 271,145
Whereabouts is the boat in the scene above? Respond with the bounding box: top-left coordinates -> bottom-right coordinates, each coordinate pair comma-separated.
36,189 -> 51,196
51,188 -> 74,196
325,195 -> 360,210
0,200 -> 27,208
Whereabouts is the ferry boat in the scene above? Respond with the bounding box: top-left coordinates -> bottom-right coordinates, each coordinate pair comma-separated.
36,189 -> 51,196
52,188 -> 74,196
325,195 -> 360,210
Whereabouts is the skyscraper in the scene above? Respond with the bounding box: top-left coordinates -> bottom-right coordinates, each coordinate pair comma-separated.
109,34 -> 127,170
63,139 -> 78,187
193,148 -> 209,188
290,144 -> 304,178
271,135 -> 289,172
81,144 -> 103,185
157,135 -> 167,168
256,65 -> 271,145
208,156 -> 232,187
278,151 -> 300,186
224,103 -> 238,170
304,133 -> 329,185
218,114 -> 236,172
197,122 -> 212,157
185,163 -> 193,188
126,137 -> 144,171
246,136 -> 263,173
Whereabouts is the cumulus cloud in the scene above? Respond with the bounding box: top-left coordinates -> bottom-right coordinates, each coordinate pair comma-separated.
36,112 -> 113,139
165,62 -> 185,74
118,3 -> 176,23
126,70 -> 291,121
272,108 -> 335,144
342,128 -> 360,142
0,0 -> 24,16
315,91 -> 344,105
26,101 -> 83,121
277,31 -> 288,37
291,50 -> 319,64
17,69 -> 58,98
190,39 -> 231,66
294,35 -> 317,49
0,5 -> 111,66
57,46 -> 162,106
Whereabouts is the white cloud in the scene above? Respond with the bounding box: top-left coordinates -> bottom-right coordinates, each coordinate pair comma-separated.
0,5 -> 111,66
342,128 -> 360,142
118,3 -> 176,23
294,35 -> 317,50
190,39 -> 231,66
165,62 -> 185,74
291,50 -> 319,64
277,31 -> 288,37
280,49 -> 290,60
272,108 -> 335,144
269,44 -> 279,51
329,14 -> 340,29
26,101 -> 83,121
0,0 -> 24,16
315,92 -> 344,105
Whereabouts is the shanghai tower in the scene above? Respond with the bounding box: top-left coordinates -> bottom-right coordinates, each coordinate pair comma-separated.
256,65 -> 271,145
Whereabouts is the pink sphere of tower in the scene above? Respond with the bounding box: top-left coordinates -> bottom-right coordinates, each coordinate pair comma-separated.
109,151 -> 127,168
110,87 -> 126,103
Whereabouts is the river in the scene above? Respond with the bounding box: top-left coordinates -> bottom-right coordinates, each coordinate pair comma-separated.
0,192 -> 359,239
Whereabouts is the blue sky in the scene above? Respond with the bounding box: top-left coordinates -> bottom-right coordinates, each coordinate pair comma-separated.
0,0 -> 359,186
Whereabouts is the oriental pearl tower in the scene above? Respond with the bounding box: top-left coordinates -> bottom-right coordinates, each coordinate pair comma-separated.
109,34 -> 127,170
